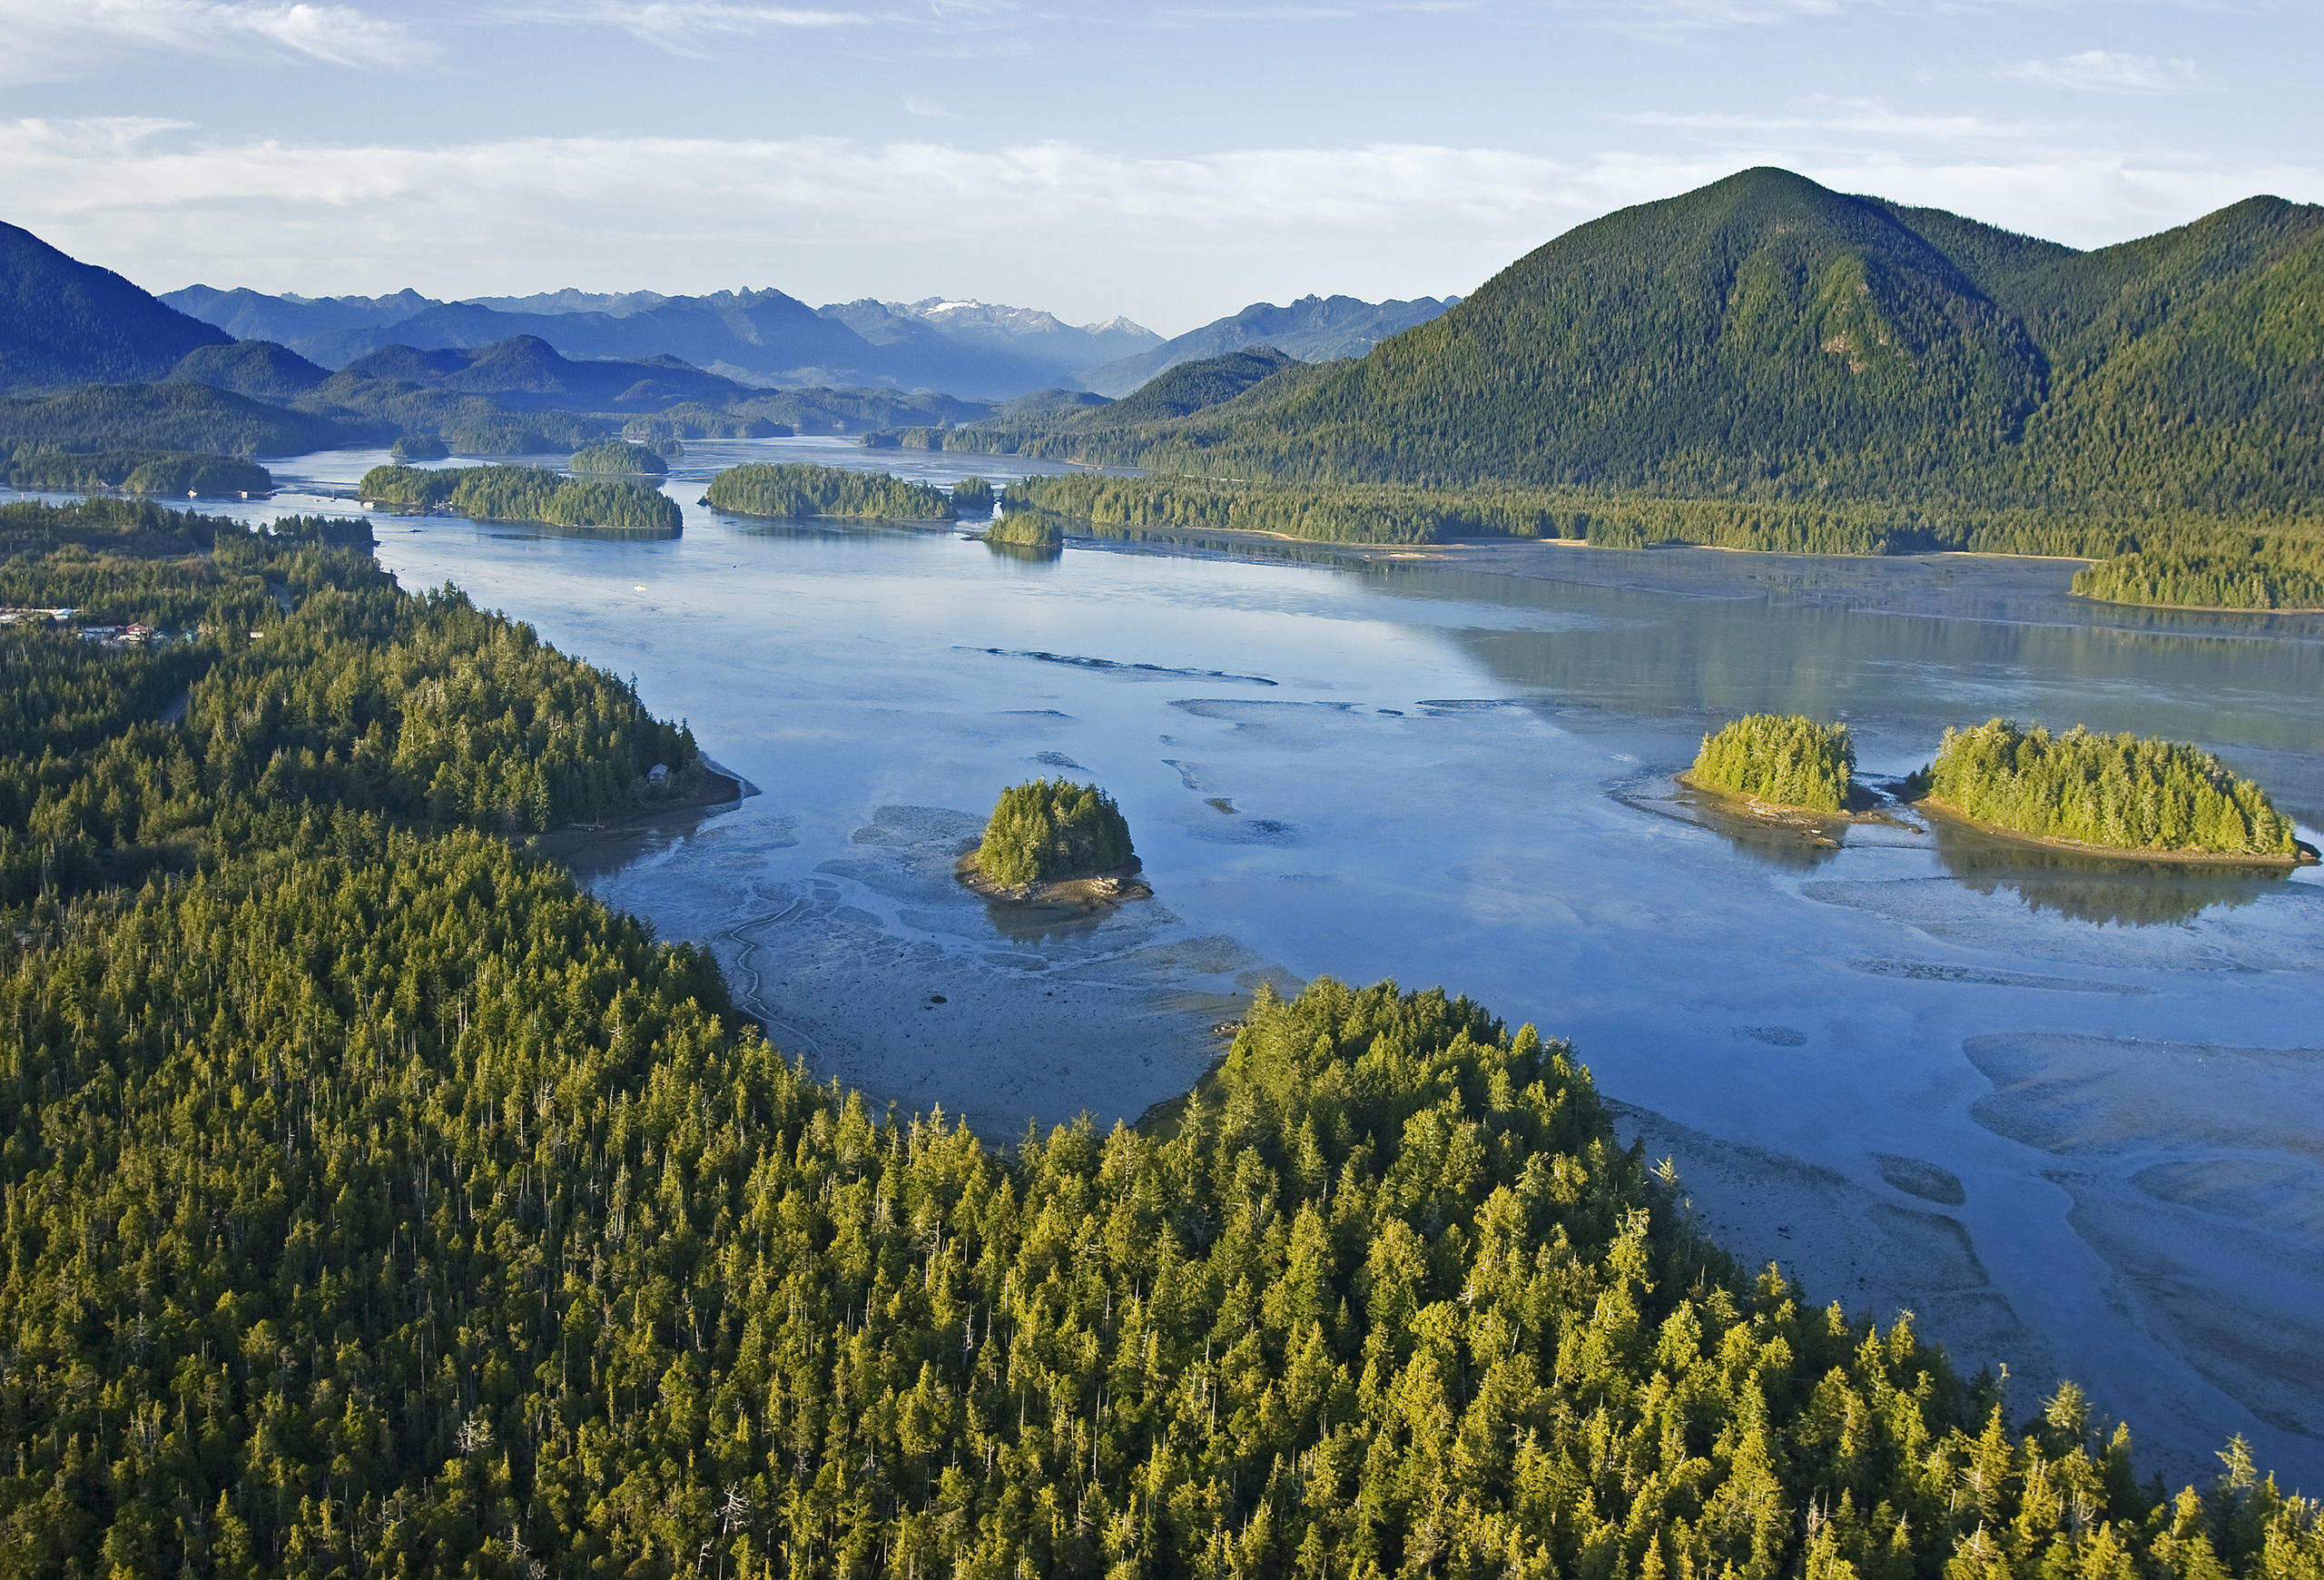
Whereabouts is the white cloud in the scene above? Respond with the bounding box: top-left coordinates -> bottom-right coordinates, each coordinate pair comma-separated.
512,0 -> 867,52
2003,50 -> 2200,94
1628,103 -> 2042,151
0,0 -> 428,82
3,118 -> 2313,312
0,119 -> 1601,233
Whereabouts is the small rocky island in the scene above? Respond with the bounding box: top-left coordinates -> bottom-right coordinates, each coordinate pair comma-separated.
960,777 -> 1149,906
1915,718 -> 2316,864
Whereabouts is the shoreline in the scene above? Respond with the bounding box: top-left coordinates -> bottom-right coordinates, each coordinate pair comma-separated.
1674,769 -> 1881,824
1914,795 -> 2318,867
1052,518 -> 2119,568
531,761 -> 751,860
2073,594 -> 2324,616
954,851 -> 1153,909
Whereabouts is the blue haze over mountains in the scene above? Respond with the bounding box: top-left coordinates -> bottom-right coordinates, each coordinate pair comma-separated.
157,278 -> 1457,400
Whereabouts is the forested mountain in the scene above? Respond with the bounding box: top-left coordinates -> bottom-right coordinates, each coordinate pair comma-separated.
960,347 -> 1322,458
0,380 -> 369,457
168,340 -> 330,400
1081,292 -> 1458,397
164,279 -> 1160,396
1035,169 -> 2322,522
252,290 -> 876,385
1,222 -> 231,391
329,335 -> 755,411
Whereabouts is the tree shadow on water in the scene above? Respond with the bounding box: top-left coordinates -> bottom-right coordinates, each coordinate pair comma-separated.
1928,819 -> 2295,926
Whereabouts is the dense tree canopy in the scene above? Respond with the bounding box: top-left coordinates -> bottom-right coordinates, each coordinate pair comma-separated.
0,497 -> 2316,1579
2073,548 -> 2324,610
0,381 -> 363,458
1919,719 -> 2298,857
5,449 -> 271,497
0,498 -> 696,907
1000,474 -> 2324,564
358,464 -> 682,536
569,440 -> 668,476
974,777 -> 1136,887
1691,716 -> 1856,813
705,463 -> 955,523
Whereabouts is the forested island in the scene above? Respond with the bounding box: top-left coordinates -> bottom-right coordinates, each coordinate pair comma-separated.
4,449 -> 271,497
1916,719 -> 2308,861
0,498 -> 2317,1573
965,776 -> 1139,894
951,474 -> 995,513
982,510 -> 1063,548
389,432 -> 449,461
569,438 -> 669,475
358,462 -> 682,536
1689,714 -> 1856,813
704,460 -> 957,522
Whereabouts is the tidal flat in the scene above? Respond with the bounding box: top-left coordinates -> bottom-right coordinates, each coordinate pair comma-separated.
174,435 -> 2324,1493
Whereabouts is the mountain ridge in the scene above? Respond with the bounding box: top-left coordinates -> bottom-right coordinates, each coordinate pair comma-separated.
1023,168 -> 2323,519
2,222 -> 231,391
1081,292 -> 1458,397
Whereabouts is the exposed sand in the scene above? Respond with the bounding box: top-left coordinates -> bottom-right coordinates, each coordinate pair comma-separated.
1964,1032 -> 2324,1458
596,804 -> 1300,1141
1612,1100 -> 2063,1403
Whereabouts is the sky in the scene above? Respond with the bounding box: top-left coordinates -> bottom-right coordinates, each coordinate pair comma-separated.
3,0 -> 2319,334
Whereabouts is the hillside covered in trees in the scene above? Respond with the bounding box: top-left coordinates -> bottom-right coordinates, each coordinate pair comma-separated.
0,499 -> 2318,1575
0,221 -> 231,391
4,449 -> 272,497
2073,547 -> 2324,610
996,473 -> 2324,561
971,170 -> 2323,544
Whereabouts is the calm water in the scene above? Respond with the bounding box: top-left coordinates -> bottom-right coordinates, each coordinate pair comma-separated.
34,439 -> 2324,1489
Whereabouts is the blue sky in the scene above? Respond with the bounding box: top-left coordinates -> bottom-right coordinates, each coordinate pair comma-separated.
4,0 -> 2318,332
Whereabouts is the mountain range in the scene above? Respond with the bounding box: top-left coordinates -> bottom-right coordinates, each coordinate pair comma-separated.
998,168 -> 2323,520
155,283 -> 1168,399
1078,293 -> 1457,397
9,166 -> 2317,522
151,280 -> 1448,401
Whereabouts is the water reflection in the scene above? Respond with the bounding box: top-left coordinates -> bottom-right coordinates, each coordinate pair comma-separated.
1672,781 -> 1850,869
1927,817 -> 2295,926
981,538 -> 1063,566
